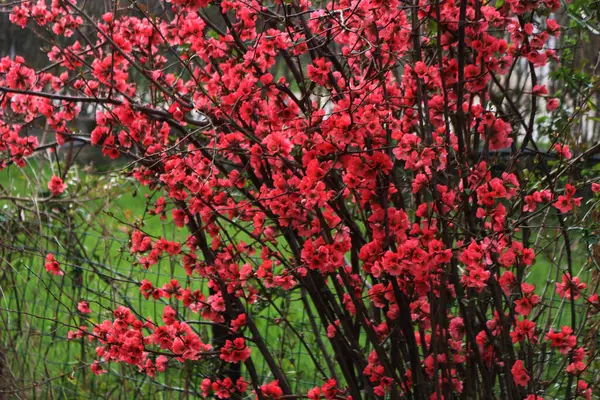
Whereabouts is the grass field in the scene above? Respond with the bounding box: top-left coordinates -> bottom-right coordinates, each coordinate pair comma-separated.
0,159 -> 334,398
0,157 -> 594,398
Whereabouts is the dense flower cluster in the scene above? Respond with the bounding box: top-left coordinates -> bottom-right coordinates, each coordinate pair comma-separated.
68,305 -> 213,377
2,0 -> 599,398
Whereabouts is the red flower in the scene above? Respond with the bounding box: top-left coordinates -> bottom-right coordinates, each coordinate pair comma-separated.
172,209 -> 189,228
414,61 -> 428,78
77,301 -> 92,314
546,326 -> 577,355
321,378 -> 338,398
554,144 -> 571,159
220,338 -> 251,363
462,267 -> 490,292
553,195 -> 572,213
553,184 -> 582,213
156,355 -> 168,372
44,254 -> 64,276
566,348 -> 586,375
532,84 -> 548,96
6,63 -> 36,89
131,231 -> 152,254
546,98 -> 560,112
308,387 -> 322,400
556,273 -> 586,300
230,314 -> 246,332
48,175 -> 67,196
140,279 -> 163,300
588,294 -> 600,314
307,58 -> 332,86
566,361 -> 586,375
510,319 -> 537,343
236,377 -> 248,393
511,360 -> 530,387
260,380 -> 283,399
162,305 -> 177,325
514,283 -> 539,316
9,6 -> 30,28
211,377 -> 234,399
91,361 -> 107,375
449,317 -> 465,340
326,323 -> 338,338
576,380 -> 592,400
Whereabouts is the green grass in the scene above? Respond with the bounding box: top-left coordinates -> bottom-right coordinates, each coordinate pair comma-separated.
0,159 -> 330,398
0,160 -> 210,397
0,158 -> 594,399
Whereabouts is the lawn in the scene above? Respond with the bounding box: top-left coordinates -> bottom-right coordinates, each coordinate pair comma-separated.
0,157 -> 594,399
0,158 -> 332,398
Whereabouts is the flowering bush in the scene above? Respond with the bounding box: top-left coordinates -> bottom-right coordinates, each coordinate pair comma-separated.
1,0 -> 599,398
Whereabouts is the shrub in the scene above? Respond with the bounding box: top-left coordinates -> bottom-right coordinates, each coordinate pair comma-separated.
1,0 -> 599,398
